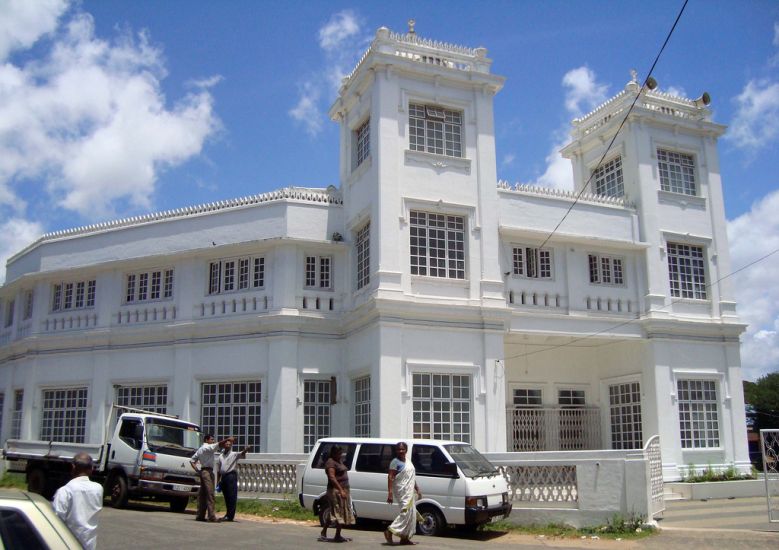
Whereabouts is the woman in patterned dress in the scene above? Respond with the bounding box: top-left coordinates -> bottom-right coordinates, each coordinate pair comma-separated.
319,445 -> 355,542
385,442 -> 422,545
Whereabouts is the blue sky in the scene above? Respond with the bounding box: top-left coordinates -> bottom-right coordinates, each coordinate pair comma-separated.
1,0 -> 778,380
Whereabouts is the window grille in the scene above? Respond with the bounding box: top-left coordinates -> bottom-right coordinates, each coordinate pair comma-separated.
52,279 -> 96,312
125,270 -> 172,303
667,243 -> 707,299
410,211 -> 465,279
304,380 -> 331,453
513,388 -> 542,407
353,376 -> 371,437
356,119 -> 370,166
11,390 -> 23,439
304,256 -> 333,289
593,156 -> 624,197
40,387 -> 88,443
356,223 -> 370,290
116,385 -> 168,415
658,149 -> 696,195
412,373 -> 470,442
609,382 -> 643,449
208,256 -> 265,295
677,379 -> 720,448
409,103 -> 463,157
513,246 -> 552,279
588,254 -> 624,285
201,381 -> 262,452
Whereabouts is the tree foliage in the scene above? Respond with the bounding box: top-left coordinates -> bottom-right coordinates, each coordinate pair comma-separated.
743,372 -> 779,430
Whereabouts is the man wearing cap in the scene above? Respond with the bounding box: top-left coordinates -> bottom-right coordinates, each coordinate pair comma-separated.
52,452 -> 103,550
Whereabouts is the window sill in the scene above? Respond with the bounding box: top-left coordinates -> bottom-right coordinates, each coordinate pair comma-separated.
411,275 -> 469,287
404,150 -> 471,175
669,297 -> 711,305
681,447 -> 724,452
658,190 -> 706,210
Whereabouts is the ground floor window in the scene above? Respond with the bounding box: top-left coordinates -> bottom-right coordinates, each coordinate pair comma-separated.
509,388 -> 543,451
558,389 -> 587,450
40,387 -> 88,443
116,385 -> 168,415
201,381 -> 261,452
677,379 -> 720,448
609,382 -> 643,449
353,376 -> 371,437
412,373 -> 470,442
10,390 -> 23,439
304,380 -> 332,453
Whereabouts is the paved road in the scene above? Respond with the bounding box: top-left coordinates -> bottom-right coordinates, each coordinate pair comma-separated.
96,499 -> 779,550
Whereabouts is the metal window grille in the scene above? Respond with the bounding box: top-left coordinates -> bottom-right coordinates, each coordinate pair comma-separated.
304,380 -> 331,453
512,246 -> 552,279
116,385 -> 168,414
223,261 -> 235,292
163,270 -> 174,298
40,387 -> 88,443
356,119 -> 370,166
11,390 -> 23,439
408,104 -> 462,158
609,382 -> 643,449
593,156 -> 624,197
238,259 -> 250,290
678,379 -> 720,448
558,389 -> 587,450
412,373 -> 471,442
52,284 -> 62,312
63,283 -> 73,309
23,291 -> 33,321
356,223 -> 370,290
667,243 -> 707,299
253,257 -> 265,288
201,381 -> 262,452
658,149 -> 696,195
138,273 -> 148,301
353,376 -> 371,437
410,211 -> 465,279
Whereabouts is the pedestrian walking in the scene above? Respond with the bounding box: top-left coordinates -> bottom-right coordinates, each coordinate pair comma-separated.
190,434 -> 230,522
384,442 -> 421,545
52,452 -> 103,550
216,438 -> 250,522
319,444 -> 354,542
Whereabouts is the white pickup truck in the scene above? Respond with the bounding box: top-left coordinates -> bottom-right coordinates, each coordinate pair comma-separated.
3,406 -> 202,512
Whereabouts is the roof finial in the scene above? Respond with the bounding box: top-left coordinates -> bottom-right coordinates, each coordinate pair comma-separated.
408,19 -> 416,35
630,68 -> 638,84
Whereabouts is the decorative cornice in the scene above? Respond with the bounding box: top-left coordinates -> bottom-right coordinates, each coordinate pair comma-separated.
497,181 -> 634,208
9,186 -> 343,263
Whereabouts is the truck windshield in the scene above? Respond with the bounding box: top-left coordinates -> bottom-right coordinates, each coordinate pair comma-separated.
444,444 -> 499,478
145,418 -> 201,457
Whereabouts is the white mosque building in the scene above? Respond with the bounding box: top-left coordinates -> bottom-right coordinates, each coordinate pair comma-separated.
0,26 -> 749,480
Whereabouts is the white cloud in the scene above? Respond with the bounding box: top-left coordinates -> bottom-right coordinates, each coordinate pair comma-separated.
501,153 -> 516,167
0,7 -> 220,221
0,0 -> 68,60
528,67 -> 609,190
289,10 -> 369,136
0,218 -> 44,283
726,78 -> 779,151
727,189 -> 779,380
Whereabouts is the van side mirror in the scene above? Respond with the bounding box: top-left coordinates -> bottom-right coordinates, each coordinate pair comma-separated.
444,461 -> 459,478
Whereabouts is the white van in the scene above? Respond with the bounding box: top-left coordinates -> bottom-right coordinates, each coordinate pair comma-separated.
298,438 -> 511,535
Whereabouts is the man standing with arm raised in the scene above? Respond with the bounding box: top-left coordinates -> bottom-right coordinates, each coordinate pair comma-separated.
216,438 -> 250,522
190,434 -> 231,522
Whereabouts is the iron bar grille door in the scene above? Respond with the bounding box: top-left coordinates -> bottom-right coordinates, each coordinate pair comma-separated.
761,429 -> 779,523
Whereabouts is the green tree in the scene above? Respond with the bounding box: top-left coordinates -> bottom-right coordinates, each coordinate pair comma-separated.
743,372 -> 779,431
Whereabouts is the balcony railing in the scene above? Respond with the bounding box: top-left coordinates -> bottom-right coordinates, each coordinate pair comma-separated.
507,406 -> 602,452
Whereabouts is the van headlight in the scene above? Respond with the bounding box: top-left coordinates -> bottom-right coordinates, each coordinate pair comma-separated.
465,496 -> 487,509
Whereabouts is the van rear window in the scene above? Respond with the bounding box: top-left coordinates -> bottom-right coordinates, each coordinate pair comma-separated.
355,444 -> 395,473
312,443 -> 357,470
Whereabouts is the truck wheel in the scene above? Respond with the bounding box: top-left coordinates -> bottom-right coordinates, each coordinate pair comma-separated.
27,468 -> 54,499
416,505 -> 446,536
107,474 -> 129,508
170,496 -> 189,513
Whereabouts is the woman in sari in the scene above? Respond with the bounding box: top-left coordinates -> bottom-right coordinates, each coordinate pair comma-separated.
320,445 -> 354,542
385,442 -> 422,545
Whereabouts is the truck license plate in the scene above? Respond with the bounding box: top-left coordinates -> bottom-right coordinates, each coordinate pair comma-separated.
173,484 -> 193,492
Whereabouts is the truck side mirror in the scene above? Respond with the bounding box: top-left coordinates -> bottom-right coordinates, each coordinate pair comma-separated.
133,424 -> 144,442
445,461 -> 459,478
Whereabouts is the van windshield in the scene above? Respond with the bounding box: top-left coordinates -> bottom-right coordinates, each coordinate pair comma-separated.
444,444 -> 499,478
145,418 -> 201,457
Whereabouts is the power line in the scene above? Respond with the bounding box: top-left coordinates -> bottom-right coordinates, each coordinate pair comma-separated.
538,0 -> 689,251
503,244 -> 779,362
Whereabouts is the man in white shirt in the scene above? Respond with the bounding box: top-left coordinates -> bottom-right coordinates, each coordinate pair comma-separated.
190,434 -> 230,522
52,452 -> 103,550
216,438 -> 250,522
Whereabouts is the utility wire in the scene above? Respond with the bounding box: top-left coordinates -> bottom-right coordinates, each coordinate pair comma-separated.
503,245 -> 779,362
538,0 -> 689,251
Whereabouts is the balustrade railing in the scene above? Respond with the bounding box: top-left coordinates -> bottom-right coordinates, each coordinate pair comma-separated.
197,295 -> 270,318
115,305 -> 176,325
237,455 -> 307,496
507,407 -> 602,452
42,313 -> 98,332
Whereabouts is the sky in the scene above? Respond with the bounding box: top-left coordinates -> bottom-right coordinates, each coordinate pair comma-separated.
0,0 -> 777,381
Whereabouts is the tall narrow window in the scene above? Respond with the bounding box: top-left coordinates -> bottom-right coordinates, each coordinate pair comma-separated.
356,223 -> 370,290
86,280 -> 96,307
150,271 -> 161,300
74,282 -> 85,309
410,211 -> 465,279
593,156 -> 624,197
138,273 -> 148,301
40,387 -> 88,443
201,381 -> 262,452
304,380 -> 332,453
677,379 -> 719,448
22,290 -> 34,321
512,246 -> 552,279
409,104 -> 463,157
11,390 -> 23,440
238,259 -> 250,290
253,258 -> 265,288
667,243 -> 707,299
609,382 -> 642,450
353,376 -> 371,437
355,119 -> 370,167
412,373 -> 470,442
209,262 -> 221,295
126,275 -> 136,303
163,270 -> 174,298
658,149 -> 696,195
588,253 -> 624,285
223,260 -> 235,292
52,285 -> 62,312
3,300 -> 14,328
304,256 -> 333,289
63,283 -> 73,310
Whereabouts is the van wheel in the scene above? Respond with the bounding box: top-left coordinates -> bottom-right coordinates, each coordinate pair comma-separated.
416,505 -> 445,536
107,474 -> 129,508
170,496 -> 189,513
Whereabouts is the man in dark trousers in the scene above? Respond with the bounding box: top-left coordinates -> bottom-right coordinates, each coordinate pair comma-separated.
190,434 -> 231,522
217,438 -> 250,522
